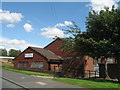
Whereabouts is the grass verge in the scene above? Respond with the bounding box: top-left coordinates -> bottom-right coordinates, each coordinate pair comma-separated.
0,61 -> 13,68
52,78 -> 119,89
2,67 -> 53,77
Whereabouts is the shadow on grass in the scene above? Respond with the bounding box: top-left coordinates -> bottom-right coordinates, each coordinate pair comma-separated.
81,77 -> 119,84
93,88 -> 119,90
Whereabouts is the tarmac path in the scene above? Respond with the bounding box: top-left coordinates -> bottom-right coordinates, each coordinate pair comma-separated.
2,78 -> 24,89
2,69 -> 88,89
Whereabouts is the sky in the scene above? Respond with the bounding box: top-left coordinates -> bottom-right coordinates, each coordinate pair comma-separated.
0,0 -> 119,51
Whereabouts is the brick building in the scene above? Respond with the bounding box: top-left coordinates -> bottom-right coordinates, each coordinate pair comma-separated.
14,47 -> 63,72
14,38 -> 94,76
44,38 -> 94,77
44,38 -> 94,70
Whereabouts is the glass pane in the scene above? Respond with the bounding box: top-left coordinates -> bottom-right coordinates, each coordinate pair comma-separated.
31,62 -> 44,68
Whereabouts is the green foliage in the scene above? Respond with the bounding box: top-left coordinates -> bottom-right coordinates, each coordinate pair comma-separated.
61,21 -> 81,53
83,6 -> 120,58
63,21 -> 81,36
9,49 -> 21,57
63,6 -> 120,59
61,37 -> 75,53
0,48 -> 7,56
0,48 -> 21,57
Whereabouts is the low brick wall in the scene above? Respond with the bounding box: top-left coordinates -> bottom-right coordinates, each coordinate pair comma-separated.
99,64 -> 119,79
107,64 -> 118,79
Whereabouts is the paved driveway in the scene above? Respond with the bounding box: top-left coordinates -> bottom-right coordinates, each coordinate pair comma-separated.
2,69 -> 88,89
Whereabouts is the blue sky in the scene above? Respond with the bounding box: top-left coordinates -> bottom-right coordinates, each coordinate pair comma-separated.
0,0 -> 119,51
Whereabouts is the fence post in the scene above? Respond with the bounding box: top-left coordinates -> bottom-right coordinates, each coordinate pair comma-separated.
74,68 -> 76,78
54,66 -> 55,78
89,70 -> 90,78
95,71 -> 96,78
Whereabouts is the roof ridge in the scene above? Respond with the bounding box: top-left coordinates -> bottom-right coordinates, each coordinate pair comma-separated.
29,46 -> 41,49
47,50 -> 63,60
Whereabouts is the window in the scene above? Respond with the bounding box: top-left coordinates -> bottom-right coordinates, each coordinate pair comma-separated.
76,56 -> 81,59
18,61 -> 28,67
31,62 -> 44,68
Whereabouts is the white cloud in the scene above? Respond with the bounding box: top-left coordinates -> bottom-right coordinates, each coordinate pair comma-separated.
0,9 -> 23,23
23,23 -> 34,32
55,21 -> 73,27
56,23 -> 65,27
40,21 -> 72,38
88,0 -> 118,12
6,24 -> 15,28
64,21 -> 73,25
0,37 -> 39,51
41,27 -> 64,38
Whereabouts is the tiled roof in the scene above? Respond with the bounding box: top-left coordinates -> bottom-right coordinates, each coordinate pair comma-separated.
30,46 -> 63,60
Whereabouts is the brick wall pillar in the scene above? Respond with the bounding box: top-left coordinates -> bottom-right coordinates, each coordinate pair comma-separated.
13,61 -> 18,69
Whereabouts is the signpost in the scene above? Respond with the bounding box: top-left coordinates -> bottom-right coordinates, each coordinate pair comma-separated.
24,53 -> 33,58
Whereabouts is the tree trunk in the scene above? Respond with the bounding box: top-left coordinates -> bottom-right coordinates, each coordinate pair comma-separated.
105,59 -> 110,79
117,57 -> 120,83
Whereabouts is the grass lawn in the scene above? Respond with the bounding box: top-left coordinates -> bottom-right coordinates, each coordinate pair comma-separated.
2,67 -> 53,77
0,61 -> 13,68
52,78 -> 119,89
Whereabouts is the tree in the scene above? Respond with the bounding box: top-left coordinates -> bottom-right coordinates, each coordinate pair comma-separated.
61,21 -> 81,53
62,6 -> 120,82
0,48 -> 7,56
9,49 -> 21,57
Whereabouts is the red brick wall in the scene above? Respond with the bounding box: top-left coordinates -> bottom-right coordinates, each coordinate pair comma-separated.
45,39 -> 94,73
44,39 -> 79,57
44,39 -> 66,57
62,56 -> 94,78
14,47 -> 49,71
50,64 -> 59,71
14,48 -> 46,61
84,56 -> 94,71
